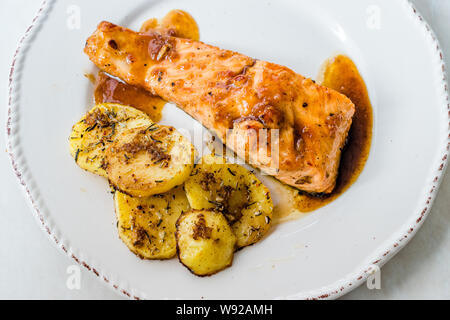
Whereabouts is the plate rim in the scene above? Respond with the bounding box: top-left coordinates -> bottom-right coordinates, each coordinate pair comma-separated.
6,0 -> 449,300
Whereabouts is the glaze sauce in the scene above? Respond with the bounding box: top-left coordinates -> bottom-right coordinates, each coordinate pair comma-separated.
140,9 -> 200,41
273,55 -> 373,222
94,71 -> 166,122
92,10 -> 199,122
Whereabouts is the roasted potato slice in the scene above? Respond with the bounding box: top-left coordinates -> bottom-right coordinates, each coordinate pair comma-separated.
114,186 -> 190,259
185,155 -> 273,248
69,103 -> 153,177
176,209 -> 236,276
106,125 -> 195,197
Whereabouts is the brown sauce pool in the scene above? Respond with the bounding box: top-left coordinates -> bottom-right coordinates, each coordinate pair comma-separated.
272,55 -> 373,222
94,71 -> 166,122
91,9 -> 199,122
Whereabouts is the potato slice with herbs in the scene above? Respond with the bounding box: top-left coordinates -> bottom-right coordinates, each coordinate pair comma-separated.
114,186 -> 190,259
106,125 -> 195,197
185,155 -> 273,248
176,209 -> 236,276
69,103 -> 153,177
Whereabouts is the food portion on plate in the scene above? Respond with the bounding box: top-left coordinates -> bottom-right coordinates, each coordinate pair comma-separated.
115,186 -> 189,260
105,124 -> 195,197
70,101 -> 271,274
70,102 -> 195,197
274,55 -> 373,217
176,209 -> 237,276
84,21 -> 355,194
70,9 -> 373,276
70,103 -> 154,178
185,155 -> 273,249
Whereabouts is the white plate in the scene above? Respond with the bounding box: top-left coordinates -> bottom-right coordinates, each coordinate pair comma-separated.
7,0 -> 449,299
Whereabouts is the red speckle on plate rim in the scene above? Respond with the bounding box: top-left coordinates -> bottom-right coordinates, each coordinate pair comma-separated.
6,0 -> 450,300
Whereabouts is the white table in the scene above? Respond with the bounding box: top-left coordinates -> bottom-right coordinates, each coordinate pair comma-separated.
0,0 -> 448,299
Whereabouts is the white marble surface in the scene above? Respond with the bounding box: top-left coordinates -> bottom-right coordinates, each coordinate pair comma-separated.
0,0 -> 448,299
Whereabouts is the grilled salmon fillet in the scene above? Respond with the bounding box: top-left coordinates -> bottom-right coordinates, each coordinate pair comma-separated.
84,22 -> 355,193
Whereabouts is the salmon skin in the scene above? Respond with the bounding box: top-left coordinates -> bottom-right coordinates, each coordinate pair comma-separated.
85,22 -> 355,193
